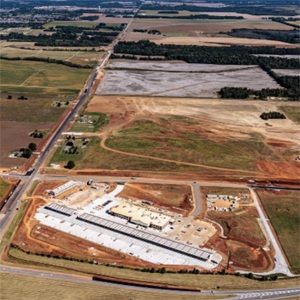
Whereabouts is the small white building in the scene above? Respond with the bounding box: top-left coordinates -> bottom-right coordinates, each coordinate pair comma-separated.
49,181 -> 79,197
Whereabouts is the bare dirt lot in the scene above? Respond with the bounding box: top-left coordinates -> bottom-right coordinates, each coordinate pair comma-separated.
96,66 -> 280,97
107,61 -> 258,72
205,206 -> 273,272
117,183 -> 193,216
0,121 -> 53,168
74,96 -> 300,180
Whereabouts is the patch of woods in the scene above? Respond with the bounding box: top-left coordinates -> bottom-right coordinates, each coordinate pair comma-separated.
114,41 -> 300,68
80,15 -> 99,21
1,23 -> 125,48
133,29 -> 161,35
225,28 -> 300,44
260,111 -> 286,120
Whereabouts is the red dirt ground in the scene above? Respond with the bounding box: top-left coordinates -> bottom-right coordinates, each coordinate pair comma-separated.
117,183 -> 193,216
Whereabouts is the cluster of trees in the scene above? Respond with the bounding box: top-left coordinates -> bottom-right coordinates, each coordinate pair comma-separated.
272,18 -> 300,29
80,15 -> 99,21
18,143 -> 36,158
114,41 -> 300,68
226,28 -> 300,44
30,130 -> 43,139
95,23 -> 126,31
1,28 -> 114,47
219,87 -> 289,100
133,29 -> 161,34
260,111 -> 286,120
158,10 -> 179,14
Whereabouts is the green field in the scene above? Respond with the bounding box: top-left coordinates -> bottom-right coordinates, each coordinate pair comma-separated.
71,112 -> 109,132
6,247 -> 300,291
50,137 -> 96,164
0,47 -> 104,66
104,119 -> 272,171
43,21 -> 100,29
0,59 -> 90,90
257,190 -> 300,274
0,178 -> 11,199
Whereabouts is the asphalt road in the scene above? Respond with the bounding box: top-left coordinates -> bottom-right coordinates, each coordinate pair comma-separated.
1,266 -> 299,300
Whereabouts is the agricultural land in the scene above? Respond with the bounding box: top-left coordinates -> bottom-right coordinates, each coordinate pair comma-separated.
1,0 -> 300,299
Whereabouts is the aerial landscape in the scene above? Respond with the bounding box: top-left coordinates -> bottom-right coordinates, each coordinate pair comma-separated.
0,0 -> 299,299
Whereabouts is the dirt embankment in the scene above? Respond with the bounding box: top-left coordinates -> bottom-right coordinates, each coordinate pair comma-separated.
205,207 -> 274,272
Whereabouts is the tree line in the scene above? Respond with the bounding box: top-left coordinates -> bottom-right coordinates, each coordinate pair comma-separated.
136,14 -> 243,20
260,111 -> 286,120
114,41 -> 300,68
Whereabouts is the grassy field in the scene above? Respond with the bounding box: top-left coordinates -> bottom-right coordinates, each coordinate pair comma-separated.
0,59 -> 90,90
0,178 -> 11,199
0,273 -> 228,300
43,21 -> 100,29
49,137 -> 94,164
70,138 -> 212,174
0,47 -> 104,67
6,247 -> 300,290
105,119 -> 270,171
202,187 -> 250,196
71,112 -> 109,132
257,190 -> 300,274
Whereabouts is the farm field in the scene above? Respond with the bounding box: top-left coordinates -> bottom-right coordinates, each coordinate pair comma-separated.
43,21 -> 102,29
0,59 -> 91,91
0,47 -> 104,66
257,189 -> 300,274
279,106 -> 300,124
54,96 -> 300,180
127,18 -> 294,38
149,36 -> 299,47
96,66 -> 280,98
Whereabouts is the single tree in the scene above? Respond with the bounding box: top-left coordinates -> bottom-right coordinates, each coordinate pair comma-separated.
28,143 -> 37,151
67,160 -> 75,169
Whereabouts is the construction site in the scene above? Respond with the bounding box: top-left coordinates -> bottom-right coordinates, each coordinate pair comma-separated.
32,180 -> 222,269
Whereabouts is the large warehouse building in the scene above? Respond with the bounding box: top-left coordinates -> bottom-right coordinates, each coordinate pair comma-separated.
110,201 -> 171,231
